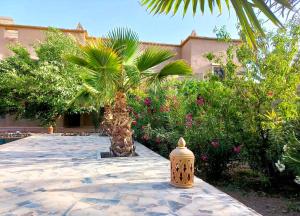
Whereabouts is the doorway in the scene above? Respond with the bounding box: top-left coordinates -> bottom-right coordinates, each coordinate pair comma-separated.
63,114 -> 81,128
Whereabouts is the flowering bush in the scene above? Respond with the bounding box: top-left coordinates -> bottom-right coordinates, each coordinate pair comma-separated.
127,23 -> 300,183
207,23 -> 300,180
179,80 -> 244,179
128,80 -> 244,179
275,121 -> 300,185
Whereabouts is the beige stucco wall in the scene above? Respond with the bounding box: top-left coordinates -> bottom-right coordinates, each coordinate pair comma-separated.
0,114 -> 64,128
0,114 -> 41,127
181,38 -> 240,79
0,25 -> 86,59
0,28 -> 9,59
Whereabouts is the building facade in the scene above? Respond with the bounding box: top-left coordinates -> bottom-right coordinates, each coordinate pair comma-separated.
0,17 -> 241,132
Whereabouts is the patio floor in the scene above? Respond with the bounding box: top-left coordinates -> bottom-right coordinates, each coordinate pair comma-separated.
0,134 -> 260,216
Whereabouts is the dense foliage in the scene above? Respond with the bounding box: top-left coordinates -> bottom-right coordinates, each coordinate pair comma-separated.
128,24 -> 300,183
0,29 -> 82,126
129,80 -> 244,179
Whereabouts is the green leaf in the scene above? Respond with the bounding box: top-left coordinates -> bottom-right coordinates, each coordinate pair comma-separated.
200,0 -> 205,13
154,60 -> 192,81
136,47 -> 175,72
104,28 -> 139,63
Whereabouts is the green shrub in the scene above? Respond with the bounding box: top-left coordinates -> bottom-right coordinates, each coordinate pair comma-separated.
128,80 -> 244,179
128,24 -> 300,183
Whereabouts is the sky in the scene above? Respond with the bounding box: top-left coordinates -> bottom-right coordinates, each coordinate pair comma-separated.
0,0 -> 241,44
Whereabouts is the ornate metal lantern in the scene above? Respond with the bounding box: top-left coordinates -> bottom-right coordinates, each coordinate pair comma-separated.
170,137 -> 195,188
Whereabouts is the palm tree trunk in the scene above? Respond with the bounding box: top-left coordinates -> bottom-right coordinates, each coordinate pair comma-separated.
101,105 -> 113,135
110,91 -> 134,156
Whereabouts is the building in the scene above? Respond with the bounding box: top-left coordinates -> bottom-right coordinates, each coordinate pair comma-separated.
0,17 -> 241,132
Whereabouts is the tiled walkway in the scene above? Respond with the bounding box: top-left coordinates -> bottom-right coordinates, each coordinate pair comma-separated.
0,134 -> 260,216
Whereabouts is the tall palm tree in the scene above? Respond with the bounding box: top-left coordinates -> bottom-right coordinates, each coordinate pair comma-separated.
67,28 -> 192,156
141,0 -> 299,48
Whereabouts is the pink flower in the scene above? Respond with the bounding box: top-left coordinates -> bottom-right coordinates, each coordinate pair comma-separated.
132,120 -> 137,126
185,121 -> 193,128
160,106 -> 170,113
185,113 -> 193,128
144,97 -> 152,107
267,91 -> 273,97
201,154 -> 208,161
142,134 -> 150,141
127,106 -> 133,113
196,96 -> 205,106
155,137 -> 161,144
211,139 -> 220,148
186,113 -> 193,121
141,125 -> 146,130
233,145 -> 242,154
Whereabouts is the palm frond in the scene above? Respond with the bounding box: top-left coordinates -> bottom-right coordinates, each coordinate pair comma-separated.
65,55 -> 89,68
124,65 -> 141,91
141,0 -> 294,49
136,47 -> 175,72
68,46 -> 121,85
69,84 -> 101,108
84,38 -> 105,49
104,28 -> 139,62
148,60 -> 192,83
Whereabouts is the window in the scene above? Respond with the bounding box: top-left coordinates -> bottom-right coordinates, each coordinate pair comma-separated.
212,63 -> 225,79
4,29 -> 18,40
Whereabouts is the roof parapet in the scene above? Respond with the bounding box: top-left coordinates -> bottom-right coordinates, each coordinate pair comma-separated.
0,17 -> 14,25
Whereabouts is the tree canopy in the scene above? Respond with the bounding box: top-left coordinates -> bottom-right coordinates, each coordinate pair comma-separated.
0,29 -> 83,126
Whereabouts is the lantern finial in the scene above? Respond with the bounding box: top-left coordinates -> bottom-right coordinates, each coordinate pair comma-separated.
178,137 -> 186,148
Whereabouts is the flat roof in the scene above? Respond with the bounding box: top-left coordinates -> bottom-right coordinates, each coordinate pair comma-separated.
0,23 -> 87,33
0,22 -> 242,47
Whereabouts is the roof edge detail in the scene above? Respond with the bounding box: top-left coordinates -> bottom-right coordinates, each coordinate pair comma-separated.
0,23 -> 87,33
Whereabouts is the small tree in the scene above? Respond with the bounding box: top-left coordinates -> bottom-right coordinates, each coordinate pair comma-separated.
0,29 -> 82,127
0,45 -> 35,115
209,23 -> 300,176
68,28 -> 192,156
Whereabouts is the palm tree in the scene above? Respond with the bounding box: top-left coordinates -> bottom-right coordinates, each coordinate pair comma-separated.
67,28 -> 192,156
141,0 -> 299,48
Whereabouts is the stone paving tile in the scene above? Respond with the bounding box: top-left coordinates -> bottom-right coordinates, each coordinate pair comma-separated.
0,134 -> 261,216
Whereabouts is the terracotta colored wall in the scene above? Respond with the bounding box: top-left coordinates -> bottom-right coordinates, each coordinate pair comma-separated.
181,38 -> 240,79
0,114 -> 64,128
0,114 -> 41,127
0,26 -> 85,59
0,28 -> 7,59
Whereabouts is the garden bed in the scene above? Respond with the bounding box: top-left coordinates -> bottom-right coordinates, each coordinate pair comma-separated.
213,166 -> 300,216
220,189 -> 300,216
